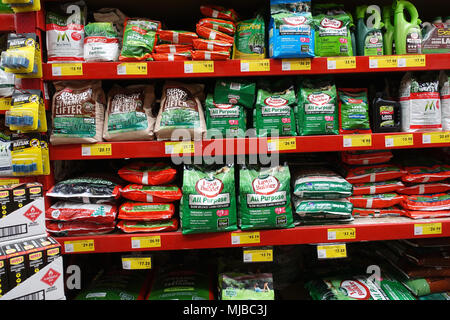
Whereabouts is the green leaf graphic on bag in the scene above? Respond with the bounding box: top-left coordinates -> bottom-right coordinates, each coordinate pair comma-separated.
120,19 -> 160,61
232,13 -> 266,60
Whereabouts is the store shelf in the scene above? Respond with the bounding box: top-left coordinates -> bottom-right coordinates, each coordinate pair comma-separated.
49,131 -> 450,160
54,216 -> 450,254
0,14 -> 15,32
42,53 -> 450,81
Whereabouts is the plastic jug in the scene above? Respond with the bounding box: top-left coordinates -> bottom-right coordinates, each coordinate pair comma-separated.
356,5 -> 384,56
394,0 -> 422,54
382,5 -> 395,55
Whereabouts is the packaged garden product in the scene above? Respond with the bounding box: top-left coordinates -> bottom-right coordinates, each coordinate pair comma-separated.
83,22 -> 119,62
403,210 -> 450,219
232,14 -> 266,60
191,50 -> 230,61
341,150 -> 393,166
402,164 -> 450,183
293,197 -> 354,219
103,84 -> 156,141
46,1 -> 87,63
292,167 -> 353,199
119,18 -> 161,61
154,81 -> 206,141
154,44 -> 193,53
157,30 -> 198,45
397,182 -> 450,195
254,78 -> 297,137
344,164 -> 407,184
200,5 -> 239,22
93,8 -> 127,40
121,184 -> 182,203
0,67 -> 15,98
50,80 -> 106,145
46,201 -> 117,224
347,193 -> 404,209
196,25 -> 234,44
269,0 -> 315,58
297,77 -> 338,136
46,176 -> 121,204
192,39 -> 232,52
46,220 -> 115,236
219,273 -> 275,300
338,88 -> 371,134
239,164 -> 294,230
439,70 -> 450,131
118,162 -> 177,186
204,94 -> 246,138
198,18 -> 235,35
117,219 -> 178,233
399,72 -> 442,132
400,193 -> 450,211
180,164 -> 237,235
352,206 -> 406,217
118,202 -> 175,221
402,278 -> 450,297
214,79 -> 256,108
352,180 -> 405,195
151,52 -> 191,61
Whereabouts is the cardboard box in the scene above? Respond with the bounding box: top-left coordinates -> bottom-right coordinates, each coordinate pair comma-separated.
2,241 -> 28,291
0,246 -> 7,298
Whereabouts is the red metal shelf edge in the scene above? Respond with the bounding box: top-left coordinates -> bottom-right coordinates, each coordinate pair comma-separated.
53,217 -> 450,254
42,54 -> 450,81
0,14 -> 15,32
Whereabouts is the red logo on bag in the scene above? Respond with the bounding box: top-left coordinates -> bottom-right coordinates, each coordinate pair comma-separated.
71,32 -> 81,41
196,178 -> 224,198
252,176 -> 280,195
321,18 -> 343,29
308,93 -> 332,105
340,280 -> 370,300
41,268 -> 61,287
264,96 -> 288,107
283,16 -> 307,26
23,205 -> 42,222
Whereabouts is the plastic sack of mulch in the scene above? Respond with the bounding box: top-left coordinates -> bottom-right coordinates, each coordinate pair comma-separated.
398,182 -> 450,195
214,79 -> 256,109
118,202 -> 175,221
254,78 -> 297,137
232,14 -> 266,60
352,206 -> 406,218
344,164 -> 407,184
117,219 -> 178,233
192,39 -> 232,52
154,44 -> 192,53
46,220 -> 116,236
338,88 -> 371,134
293,197 -> 354,220
402,278 -> 450,297
401,193 -> 450,211
152,52 -> 191,61
352,180 -> 405,195
46,177 -> 121,204
119,18 -> 161,61
439,70 -> 450,131
347,193 -> 404,209
46,201 -> 117,224
200,5 -> 239,22
292,167 -> 353,199
121,184 -> 182,203
191,50 -> 230,61
118,162 -> 177,186
219,273 -> 275,300
204,94 -> 246,138
196,25 -> 234,44
403,210 -> 450,219
239,164 -> 295,230
198,18 -> 235,35
402,164 -> 450,184
181,164 -> 237,235
157,30 -> 198,45
83,22 -> 119,62
341,150 -> 393,166
103,84 -> 156,141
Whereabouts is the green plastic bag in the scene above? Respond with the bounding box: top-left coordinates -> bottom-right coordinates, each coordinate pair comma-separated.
119,18 -> 160,61
338,88 -> 371,134
239,164 -> 294,230
181,164 -> 237,235
205,94 -> 246,138
293,197 -> 354,224
214,79 -> 256,109
232,14 -> 266,60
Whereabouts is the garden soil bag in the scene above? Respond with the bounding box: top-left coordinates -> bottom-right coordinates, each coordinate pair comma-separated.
180,164 -> 237,235
397,182 -> 450,195
117,219 -> 178,233
292,167 -> 353,199
157,30 -> 198,45
352,206 -> 406,218
239,164 -> 294,230
121,184 -> 182,203
46,220 -> 116,236
296,77 -> 339,136
341,150 -> 393,166
402,164 -> 450,183
232,14 -> 266,60
399,72 -> 442,132
343,164 -> 407,184
103,84 -> 156,141
338,88 -> 371,134
50,81 -> 106,145
214,78 -> 256,108
83,22 -> 119,62
154,81 -> 206,141
352,180 -> 405,195
439,70 -> 450,131
118,202 -> 175,221
46,201 -> 117,224
400,193 -> 450,211
347,193 -> 404,209
193,39 -> 232,52
198,18 -> 235,35
118,162 -> 177,185
119,18 -> 161,61
200,5 -> 239,22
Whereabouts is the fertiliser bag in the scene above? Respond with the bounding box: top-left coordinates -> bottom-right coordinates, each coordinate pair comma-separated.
400,193 -> 450,211
232,14 -> 266,60
193,39 -> 232,52
293,197 -> 353,219
200,5 -> 239,22
117,219 -> 178,233
347,193 -> 404,209
352,180 -> 405,195
121,184 -> 182,203
338,88 -> 371,134
344,164 -> 407,184
204,94 -> 246,138
352,206 -> 406,218
119,18 -> 160,61
154,44 -> 193,53
118,202 -> 175,221
214,79 -> 256,109
402,164 -> 450,184
191,50 -> 230,61
83,22 -> 119,62
198,18 -> 235,35
46,201 -> 117,224
118,162 -> 177,185
152,52 -> 191,61
157,30 -> 198,45
341,150 -> 393,166
397,182 -> 450,195
46,220 -> 115,236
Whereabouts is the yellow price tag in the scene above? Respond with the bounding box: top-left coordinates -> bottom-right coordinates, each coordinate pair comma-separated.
397,55 -> 426,68
131,236 -> 161,249
422,132 -> 450,144
327,228 -> 356,240
184,61 -> 214,73
317,244 -> 347,259
52,63 -> 83,76
117,63 -> 147,75
164,141 -> 195,154
414,223 -> 442,236
369,55 -> 398,68
385,134 -> 414,147
64,240 -> 95,253
343,135 -> 372,147
281,58 -> 311,71
240,59 -> 270,72
122,256 -> 152,270
267,137 -> 296,152
231,232 -> 260,245
327,57 -> 356,70
243,249 -> 273,263
0,97 -> 11,111
81,144 -> 112,156
0,178 -> 20,185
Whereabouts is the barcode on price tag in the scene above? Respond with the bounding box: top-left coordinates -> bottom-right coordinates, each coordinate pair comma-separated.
385,134 -> 413,147
64,240 -> 95,253
317,244 -> 347,259
281,58 -> 311,71
422,132 -> 450,144
231,232 -> 260,245
52,63 -> 83,76
414,223 -> 442,236
81,144 -> 112,156
131,236 -> 161,249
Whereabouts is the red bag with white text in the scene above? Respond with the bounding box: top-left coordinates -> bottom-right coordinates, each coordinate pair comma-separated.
121,184 -> 182,203
347,193 -> 405,209
344,164 -> 407,184
341,150 -> 393,165
46,201 -> 117,224
46,220 -> 115,236
402,165 -> 450,183
397,182 -> 450,195
152,52 -> 191,61
401,193 -> 450,211
192,39 -> 233,52
191,50 -> 230,61
157,30 -> 198,45
154,44 -> 193,53
352,180 -> 405,195
196,25 -> 234,44
118,162 -> 177,186
118,202 -> 175,221
117,219 -> 179,233
200,5 -> 239,22
197,18 -> 236,35
403,210 -> 450,219
352,206 -> 407,217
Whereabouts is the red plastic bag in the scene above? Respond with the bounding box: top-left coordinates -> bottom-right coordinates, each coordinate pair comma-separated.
154,44 -> 193,53
118,162 -> 177,185
402,165 -> 450,183
118,202 -> 175,221
46,220 -> 115,236
403,210 -> 450,219
157,30 -> 198,45
197,18 -> 236,35
121,184 -> 182,203
117,219 -> 179,233
341,151 -> 393,165
46,201 -> 117,224
152,52 -> 191,61
347,193 -> 405,209
397,182 -> 450,195
196,25 -> 234,44
401,193 -> 450,211
344,164 -> 407,184
191,50 -> 230,61
352,206 -> 407,217
352,180 -> 404,195
200,5 -> 239,22
192,38 -> 233,52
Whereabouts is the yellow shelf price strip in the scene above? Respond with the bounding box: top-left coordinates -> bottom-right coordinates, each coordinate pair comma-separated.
240,59 -> 270,72
385,134 -> 414,147
184,61 -> 214,73
397,55 -> 426,68
281,58 -> 311,71
0,97 -> 11,111
117,62 -> 147,75
243,248 -> 273,263
414,223 -> 442,236
327,228 -> 356,240
343,134 -> 372,147
327,57 -> 356,70
317,244 -> 347,259
164,141 -> 195,155
52,63 -> 83,76
267,137 -> 296,152
81,143 -> 112,156
422,131 -> 450,144
122,256 -> 152,270
369,55 -> 399,69
231,232 -> 260,245
64,239 -> 95,253
131,236 -> 161,249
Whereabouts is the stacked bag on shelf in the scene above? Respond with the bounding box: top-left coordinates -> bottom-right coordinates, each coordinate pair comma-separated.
118,162 -> 182,233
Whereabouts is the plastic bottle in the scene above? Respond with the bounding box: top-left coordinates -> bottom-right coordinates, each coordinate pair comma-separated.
382,5 -> 395,55
371,93 -> 401,133
356,5 -> 384,56
393,0 -> 422,54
